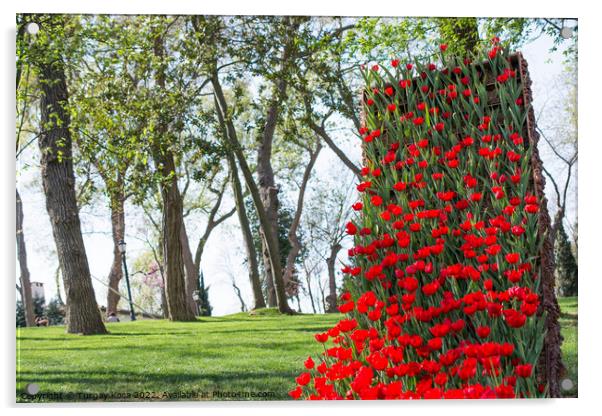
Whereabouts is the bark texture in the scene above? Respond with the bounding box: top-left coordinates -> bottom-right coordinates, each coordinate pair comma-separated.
106,188 -> 125,315
255,17 -> 300,310
518,53 -> 564,397
153,30 -> 196,322
16,188 -> 35,326
180,219 -> 198,314
325,243 -> 342,313
38,59 -> 107,335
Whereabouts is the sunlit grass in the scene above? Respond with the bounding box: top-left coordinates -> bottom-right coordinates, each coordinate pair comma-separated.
16,298 -> 577,401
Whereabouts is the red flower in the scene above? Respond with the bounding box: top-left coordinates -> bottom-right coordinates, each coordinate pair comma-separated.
371,195 -> 383,207
367,352 -> 388,370
385,86 -> 395,96
515,364 -> 533,378
304,356 -> 315,369
439,44 -> 448,52
296,372 -> 311,386
345,222 -> 357,235
409,223 -> 421,232
338,301 -> 355,313
427,337 -> 442,350
387,103 -> 397,112
476,326 -> 491,338
289,386 -> 302,399
393,182 -> 407,191
314,332 -> 329,343
505,253 -> 520,264
413,117 -> 424,126
511,225 -> 525,236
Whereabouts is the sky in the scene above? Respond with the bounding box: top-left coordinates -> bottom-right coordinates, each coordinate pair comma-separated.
15,21 -> 577,317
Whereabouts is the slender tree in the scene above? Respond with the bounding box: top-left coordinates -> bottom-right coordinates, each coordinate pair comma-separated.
16,189 -> 35,326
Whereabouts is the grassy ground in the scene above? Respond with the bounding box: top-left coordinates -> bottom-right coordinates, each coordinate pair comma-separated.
16,300 -> 577,402
558,296 -> 578,397
16,309 -> 339,402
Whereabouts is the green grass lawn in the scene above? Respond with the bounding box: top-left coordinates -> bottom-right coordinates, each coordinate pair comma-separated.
558,296 -> 578,397
16,309 -> 340,402
16,299 -> 578,402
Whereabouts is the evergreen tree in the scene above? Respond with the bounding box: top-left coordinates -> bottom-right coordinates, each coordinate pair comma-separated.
555,223 -> 578,297
46,297 -> 66,325
16,301 -> 26,327
198,271 -> 213,317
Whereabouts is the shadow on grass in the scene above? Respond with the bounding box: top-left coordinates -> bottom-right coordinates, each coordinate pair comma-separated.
17,368 -> 296,388
560,312 -> 578,321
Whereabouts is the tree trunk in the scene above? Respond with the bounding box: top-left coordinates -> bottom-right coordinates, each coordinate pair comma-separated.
257,118 -> 281,308
283,144 -> 322,297
38,59 -> 107,335
255,18 -> 300,310
159,155 -> 196,321
227,154 -> 266,310
303,262 -> 317,314
325,243 -> 342,313
16,188 -> 35,326
153,30 -> 196,322
106,188 -> 125,316
518,53 -> 564,397
212,78 -> 294,314
262,236 -> 277,306
180,218 -> 199,315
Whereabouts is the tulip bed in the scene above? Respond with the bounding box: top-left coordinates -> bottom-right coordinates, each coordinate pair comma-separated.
291,41 -> 558,400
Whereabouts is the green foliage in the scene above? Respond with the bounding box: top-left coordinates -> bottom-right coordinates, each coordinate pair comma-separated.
244,197 -> 305,296
198,271 -> 213,317
45,297 -> 66,325
555,224 -> 578,297
16,296 -> 65,327
16,301 -> 26,328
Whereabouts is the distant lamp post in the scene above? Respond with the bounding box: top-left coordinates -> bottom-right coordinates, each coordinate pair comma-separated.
118,239 -> 136,321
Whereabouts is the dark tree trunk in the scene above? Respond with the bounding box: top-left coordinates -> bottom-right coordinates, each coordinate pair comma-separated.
153,31 -> 196,322
158,155 -> 196,321
180,219 -> 198,315
227,153 -> 266,310
257,130 -> 280,308
106,188 -> 125,316
518,53 -> 564,397
325,243 -> 342,313
38,59 -> 107,335
262,237 -> 277,307
16,188 -> 35,326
